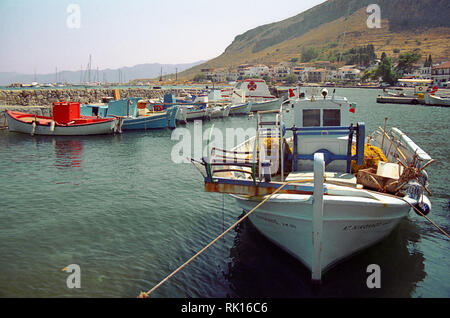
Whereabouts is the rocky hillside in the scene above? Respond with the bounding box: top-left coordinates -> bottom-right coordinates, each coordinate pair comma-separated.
180,0 -> 450,79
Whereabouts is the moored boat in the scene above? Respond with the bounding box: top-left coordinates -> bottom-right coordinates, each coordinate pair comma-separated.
231,78 -> 283,112
210,104 -> 231,118
192,89 -> 434,282
424,93 -> 450,106
228,102 -> 252,115
81,98 -> 178,130
6,102 -> 118,136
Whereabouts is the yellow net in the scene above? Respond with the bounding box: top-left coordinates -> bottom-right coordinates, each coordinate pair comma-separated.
351,143 -> 387,173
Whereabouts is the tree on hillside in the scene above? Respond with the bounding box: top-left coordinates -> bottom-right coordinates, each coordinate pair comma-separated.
193,73 -> 207,82
301,47 -> 319,63
340,45 -> 377,67
283,74 -> 298,84
395,50 -> 422,76
373,57 -> 398,85
424,54 -> 433,67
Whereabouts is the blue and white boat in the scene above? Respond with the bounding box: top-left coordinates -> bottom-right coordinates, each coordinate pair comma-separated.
192,89 -> 434,282
81,98 -> 178,130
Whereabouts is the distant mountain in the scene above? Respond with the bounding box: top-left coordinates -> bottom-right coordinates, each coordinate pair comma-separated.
179,0 -> 450,79
0,61 -> 205,86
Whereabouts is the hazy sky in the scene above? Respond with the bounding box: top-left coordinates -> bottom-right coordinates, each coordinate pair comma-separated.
0,0 -> 326,74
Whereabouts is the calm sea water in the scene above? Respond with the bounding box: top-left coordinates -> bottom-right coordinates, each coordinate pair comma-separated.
0,88 -> 448,298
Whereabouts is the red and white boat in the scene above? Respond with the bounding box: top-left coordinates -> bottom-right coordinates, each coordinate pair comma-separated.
230,79 -> 283,112
6,102 -> 119,136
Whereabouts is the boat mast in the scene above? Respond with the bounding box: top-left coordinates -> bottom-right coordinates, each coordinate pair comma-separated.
88,54 -> 92,83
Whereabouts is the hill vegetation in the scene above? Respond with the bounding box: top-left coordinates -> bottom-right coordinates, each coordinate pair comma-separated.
178,0 -> 450,80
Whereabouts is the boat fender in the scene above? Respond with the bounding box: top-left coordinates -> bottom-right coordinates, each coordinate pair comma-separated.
414,195 -> 432,216
31,121 -> 36,136
50,121 -> 55,132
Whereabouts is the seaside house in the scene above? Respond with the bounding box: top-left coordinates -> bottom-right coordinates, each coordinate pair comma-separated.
293,65 -> 316,82
337,66 -> 361,80
307,68 -> 328,83
431,61 -> 450,87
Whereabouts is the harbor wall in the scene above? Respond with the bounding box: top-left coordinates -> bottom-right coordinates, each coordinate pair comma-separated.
0,88 -> 201,128
0,88 -> 201,107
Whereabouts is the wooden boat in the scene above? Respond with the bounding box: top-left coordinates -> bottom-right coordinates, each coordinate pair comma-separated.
81,98 -> 178,130
6,102 -> 118,136
192,89 -> 433,282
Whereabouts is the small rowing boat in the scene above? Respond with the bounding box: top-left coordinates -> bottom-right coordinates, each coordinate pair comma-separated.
6,102 -> 118,136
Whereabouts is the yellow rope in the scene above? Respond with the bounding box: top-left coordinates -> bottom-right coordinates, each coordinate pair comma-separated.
138,180 -> 297,298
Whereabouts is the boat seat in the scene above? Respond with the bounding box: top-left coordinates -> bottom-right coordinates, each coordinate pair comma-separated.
286,172 -> 357,185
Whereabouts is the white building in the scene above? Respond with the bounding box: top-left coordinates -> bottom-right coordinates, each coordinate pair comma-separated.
337,66 -> 361,80
432,61 -> 450,87
238,64 -> 269,78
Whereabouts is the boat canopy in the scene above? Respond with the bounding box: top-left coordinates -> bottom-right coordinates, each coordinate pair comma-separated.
398,79 -> 433,84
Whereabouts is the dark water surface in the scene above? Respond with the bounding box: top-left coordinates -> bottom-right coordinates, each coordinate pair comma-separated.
0,88 -> 448,298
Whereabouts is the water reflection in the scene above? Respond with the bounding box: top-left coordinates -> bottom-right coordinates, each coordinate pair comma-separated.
224,215 -> 425,298
53,138 -> 83,170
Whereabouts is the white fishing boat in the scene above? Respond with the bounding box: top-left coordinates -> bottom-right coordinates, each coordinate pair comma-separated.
192,89 -> 434,282
176,106 -> 188,124
424,93 -> 450,106
210,104 -> 231,118
229,102 -> 252,115
231,78 -> 283,112
185,105 -> 212,121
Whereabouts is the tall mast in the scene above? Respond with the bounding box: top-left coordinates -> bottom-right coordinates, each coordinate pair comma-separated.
88,54 -> 92,83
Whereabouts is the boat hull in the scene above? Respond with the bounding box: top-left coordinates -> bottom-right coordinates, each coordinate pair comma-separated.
122,106 -> 178,130
249,98 -> 282,112
185,107 -> 211,121
229,102 -> 251,115
210,105 -> 231,118
424,94 -> 450,106
6,111 -> 117,136
232,193 -> 410,274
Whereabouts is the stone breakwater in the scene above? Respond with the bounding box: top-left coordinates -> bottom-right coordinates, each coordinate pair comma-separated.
0,87 -> 202,106
0,87 -> 203,127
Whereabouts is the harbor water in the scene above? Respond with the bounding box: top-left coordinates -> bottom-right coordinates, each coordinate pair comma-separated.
0,88 -> 448,298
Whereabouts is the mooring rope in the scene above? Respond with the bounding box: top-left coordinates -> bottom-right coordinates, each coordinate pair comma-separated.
138,177 -> 448,298
400,197 -> 449,238
138,180 -> 297,298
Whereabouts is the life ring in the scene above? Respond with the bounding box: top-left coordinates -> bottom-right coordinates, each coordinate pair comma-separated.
247,81 -> 257,91
154,105 -> 163,111
418,87 -> 423,91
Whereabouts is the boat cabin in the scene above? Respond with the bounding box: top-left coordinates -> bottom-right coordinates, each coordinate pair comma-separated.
80,98 -> 140,118
233,79 -> 275,102
291,92 -> 364,173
